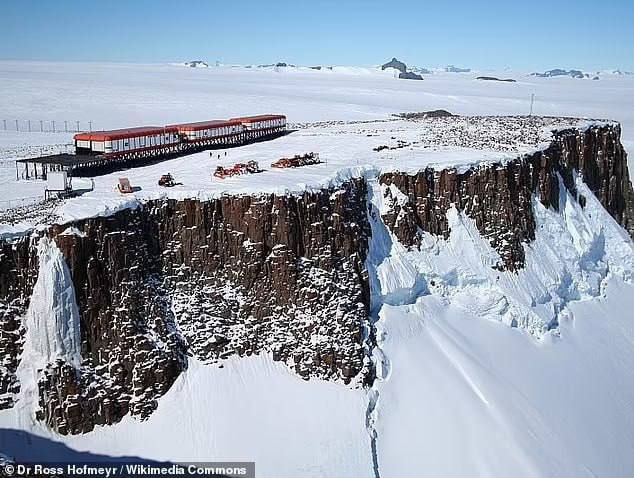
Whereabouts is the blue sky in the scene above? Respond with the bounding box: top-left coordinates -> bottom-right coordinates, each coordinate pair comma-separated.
1,0 -> 632,70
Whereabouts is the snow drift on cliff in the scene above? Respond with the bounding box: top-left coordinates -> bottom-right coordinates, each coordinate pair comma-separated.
11,236 -> 81,428
370,174 -> 634,336
23,237 -> 81,368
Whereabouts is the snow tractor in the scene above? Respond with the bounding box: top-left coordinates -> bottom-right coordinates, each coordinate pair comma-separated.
213,160 -> 261,179
271,152 -> 321,169
158,173 -> 177,187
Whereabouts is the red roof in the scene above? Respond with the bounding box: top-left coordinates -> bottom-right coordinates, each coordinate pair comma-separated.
169,119 -> 243,132
74,126 -> 178,141
230,114 -> 286,123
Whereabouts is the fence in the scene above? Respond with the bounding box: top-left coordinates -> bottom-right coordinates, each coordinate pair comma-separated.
1,119 -> 96,134
0,143 -> 74,163
0,195 -> 44,211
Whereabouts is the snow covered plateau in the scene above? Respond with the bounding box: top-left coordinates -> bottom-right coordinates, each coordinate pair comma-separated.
0,61 -> 634,477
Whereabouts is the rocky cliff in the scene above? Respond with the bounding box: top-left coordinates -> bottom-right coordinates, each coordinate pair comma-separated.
0,179 -> 372,434
0,238 -> 37,410
380,124 -> 634,270
0,124 -> 632,436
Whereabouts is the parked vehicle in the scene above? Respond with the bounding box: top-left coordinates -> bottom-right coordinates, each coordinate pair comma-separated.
271,152 -> 321,169
213,160 -> 261,179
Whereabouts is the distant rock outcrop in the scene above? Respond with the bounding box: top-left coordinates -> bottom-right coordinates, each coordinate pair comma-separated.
183,61 -> 209,68
531,69 -> 586,79
381,58 -> 424,80
256,62 -> 298,69
381,57 -> 407,73
398,71 -> 423,80
476,76 -> 517,82
396,110 -> 455,119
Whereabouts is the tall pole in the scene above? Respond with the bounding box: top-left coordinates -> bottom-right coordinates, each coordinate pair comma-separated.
65,120 -> 68,133
76,120 -> 80,132
529,93 -> 535,116
89,121 -> 92,132
15,120 -> 18,131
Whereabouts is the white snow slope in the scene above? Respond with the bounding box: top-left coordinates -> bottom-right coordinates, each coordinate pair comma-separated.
367,174 -> 634,477
1,62 -> 634,477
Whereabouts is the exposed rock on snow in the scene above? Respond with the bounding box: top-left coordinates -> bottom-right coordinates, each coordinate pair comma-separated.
531,68 -> 586,79
397,71 -> 423,80
396,110 -> 455,119
183,61 -> 209,68
476,76 -> 516,82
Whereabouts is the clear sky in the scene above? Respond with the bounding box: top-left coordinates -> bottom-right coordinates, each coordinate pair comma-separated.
1,0 -> 633,71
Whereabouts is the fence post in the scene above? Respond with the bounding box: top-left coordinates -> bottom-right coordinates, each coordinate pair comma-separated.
76,120 -> 80,132
89,121 -> 92,132
65,121 -> 68,133
15,120 -> 18,131
40,120 -> 43,132
52,120 -> 56,133
2,120 -> 5,131
28,120 -> 31,132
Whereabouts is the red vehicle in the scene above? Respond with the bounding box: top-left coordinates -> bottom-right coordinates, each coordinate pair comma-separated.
213,160 -> 260,179
271,152 -> 321,168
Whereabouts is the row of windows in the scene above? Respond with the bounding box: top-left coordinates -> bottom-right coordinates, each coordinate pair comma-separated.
106,133 -> 177,151
189,125 -> 242,139
251,118 -> 285,129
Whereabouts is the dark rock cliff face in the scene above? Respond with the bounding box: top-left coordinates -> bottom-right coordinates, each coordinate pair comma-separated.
0,179 -> 372,434
380,124 -> 634,270
158,180 -> 371,384
0,237 -> 37,409
37,218 -> 188,435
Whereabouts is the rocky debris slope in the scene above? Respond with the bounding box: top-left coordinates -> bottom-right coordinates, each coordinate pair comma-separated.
0,200 -> 62,230
379,124 -> 634,270
0,180 -> 372,434
392,115 -> 588,152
